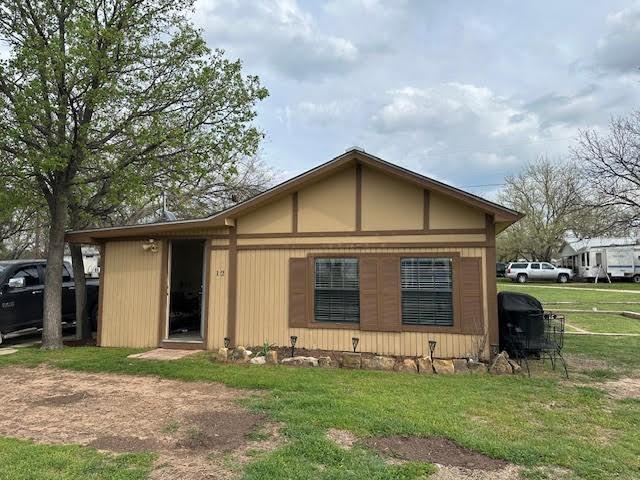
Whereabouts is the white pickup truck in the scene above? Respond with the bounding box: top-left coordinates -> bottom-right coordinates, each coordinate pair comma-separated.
506,262 -> 574,284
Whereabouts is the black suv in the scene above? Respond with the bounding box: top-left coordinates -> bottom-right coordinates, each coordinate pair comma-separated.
0,260 -> 99,344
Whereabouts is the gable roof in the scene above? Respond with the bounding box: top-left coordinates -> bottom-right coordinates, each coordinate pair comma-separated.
66,148 -> 522,243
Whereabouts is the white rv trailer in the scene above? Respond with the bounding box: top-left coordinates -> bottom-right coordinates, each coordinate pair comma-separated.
559,238 -> 640,282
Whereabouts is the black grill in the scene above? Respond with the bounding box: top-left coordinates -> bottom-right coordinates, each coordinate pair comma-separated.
497,291 -> 568,378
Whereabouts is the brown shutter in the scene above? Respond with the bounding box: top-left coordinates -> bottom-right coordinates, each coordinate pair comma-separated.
378,257 -> 402,332
289,258 -> 308,328
460,257 -> 484,334
359,257 -> 379,330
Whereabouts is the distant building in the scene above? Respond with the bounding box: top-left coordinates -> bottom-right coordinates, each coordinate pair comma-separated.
559,236 -> 640,281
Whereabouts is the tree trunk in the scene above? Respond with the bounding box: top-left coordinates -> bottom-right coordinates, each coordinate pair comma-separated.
70,244 -> 90,340
42,194 -> 67,350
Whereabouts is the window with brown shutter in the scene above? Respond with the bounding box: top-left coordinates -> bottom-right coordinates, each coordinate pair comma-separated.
359,257 -> 378,330
459,257 -> 484,334
313,258 -> 359,323
289,258 -> 308,327
401,257 -> 454,326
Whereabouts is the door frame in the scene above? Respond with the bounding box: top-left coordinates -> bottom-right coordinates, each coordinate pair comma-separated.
158,238 -> 210,349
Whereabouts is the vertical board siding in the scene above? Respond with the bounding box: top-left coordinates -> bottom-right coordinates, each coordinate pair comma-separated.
235,246 -> 489,358
101,241 -> 162,348
207,248 -> 229,350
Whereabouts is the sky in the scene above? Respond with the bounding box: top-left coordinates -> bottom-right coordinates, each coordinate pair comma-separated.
192,0 -> 640,199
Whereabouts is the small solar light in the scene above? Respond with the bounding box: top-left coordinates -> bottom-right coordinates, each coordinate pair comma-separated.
290,335 -> 298,358
428,340 -> 437,360
223,337 -> 230,349
352,337 -> 359,353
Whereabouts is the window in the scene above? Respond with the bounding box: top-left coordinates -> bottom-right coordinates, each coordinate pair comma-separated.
595,253 -> 602,266
13,266 -> 41,287
542,263 -> 554,270
401,257 -> 453,326
314,258 -> 359,323
42,265 -> 73,282
530,263 -> 540,269
510,263 -> 527,269
62,265 -> 72,282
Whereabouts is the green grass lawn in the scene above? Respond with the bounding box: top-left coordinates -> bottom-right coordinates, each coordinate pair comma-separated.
0,437 -> 153,480
0,282 -> 638,479
565,313 -> 640,334
0,344 -> 639,480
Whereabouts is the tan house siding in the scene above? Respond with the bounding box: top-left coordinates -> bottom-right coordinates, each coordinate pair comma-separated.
429,192 -> 486,229
237,195 -> 293,234
206,245 -> 229,350
234,245 -> 489,358
361,166 -> 424,231
298,166 -> 356,232
100,240 -> 163,348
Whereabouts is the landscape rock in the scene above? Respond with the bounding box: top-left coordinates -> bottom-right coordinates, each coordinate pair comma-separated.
249,356 -> 266,365
467,359 -> 488,374
231,346 -> 251,362
318,356 -> 334,368
395,358 -> 418,373
341,352 -> 362,369
416,356 -> 433,374
433,359 -> 455,374
490,352 -> 513,375
508,359 -> 522,374
362,355 -> 396,371
216,347 -> 229,362
265,350 -> 278,365
280,356 -> 318,367
453,359 -> 470,374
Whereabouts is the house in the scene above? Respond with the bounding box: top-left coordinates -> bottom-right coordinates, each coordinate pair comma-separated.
65,149 -> 521,360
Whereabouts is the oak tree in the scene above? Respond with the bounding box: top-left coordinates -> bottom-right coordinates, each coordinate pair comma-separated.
0,0 -> 267,348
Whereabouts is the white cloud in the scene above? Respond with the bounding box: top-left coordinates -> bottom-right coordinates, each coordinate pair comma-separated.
371,83 -> 538,140
195,0 -> 360,80
594,4 -> 640,73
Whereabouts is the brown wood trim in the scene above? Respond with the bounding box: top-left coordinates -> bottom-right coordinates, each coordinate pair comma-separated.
485,214 -> 498,345
292,192 -> 298,233
201,240 -> 212,349
236,228 -> 485,239
226,227 -> 238,346
423,189 -> 430,231
355,162 -> 362,232
157,240 -> 170,345
211,245 -> 231,250
96,243 -> 106,346
239,241 -> 489,251
160,341 -> 205,350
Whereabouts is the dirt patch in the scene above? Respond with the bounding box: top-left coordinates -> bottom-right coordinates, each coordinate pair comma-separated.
0,365 -> 279,479
601,377 -> 640,399
327,428 -> 357,448
177,411 -> 264,451
430,465 -> 521,480
363,436 -> 508,471
89,435 -> 161,453
31,391 -> 92,407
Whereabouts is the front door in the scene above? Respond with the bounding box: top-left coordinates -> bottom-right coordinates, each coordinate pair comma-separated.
166,239 -> 205,341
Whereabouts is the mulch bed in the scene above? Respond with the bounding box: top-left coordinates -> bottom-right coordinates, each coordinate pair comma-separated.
363,436 -> 509,470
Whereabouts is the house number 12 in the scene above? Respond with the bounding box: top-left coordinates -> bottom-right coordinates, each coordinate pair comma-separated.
216,270 -> 225,276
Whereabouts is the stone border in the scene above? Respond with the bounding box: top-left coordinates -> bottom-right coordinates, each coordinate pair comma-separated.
215,346 -> 522,376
